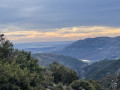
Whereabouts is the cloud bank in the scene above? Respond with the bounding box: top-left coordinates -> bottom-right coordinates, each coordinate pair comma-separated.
2,26 -> 120,43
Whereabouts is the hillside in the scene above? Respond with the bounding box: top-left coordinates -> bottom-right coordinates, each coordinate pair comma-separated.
82,59 -> 120,80
32,53 -> 87,71
55,36 -> 120,62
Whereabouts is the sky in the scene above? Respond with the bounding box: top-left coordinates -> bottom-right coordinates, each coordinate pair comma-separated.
0,0 -> 120,43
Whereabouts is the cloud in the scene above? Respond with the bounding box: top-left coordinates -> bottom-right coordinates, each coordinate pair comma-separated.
1,26 -> 120,43
0,0 -> 120,43
0,0 -> 120,30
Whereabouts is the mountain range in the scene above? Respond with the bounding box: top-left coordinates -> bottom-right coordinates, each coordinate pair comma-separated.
31,36 -> 120,84
55,36 -> 120,62
32,53 -> 120,82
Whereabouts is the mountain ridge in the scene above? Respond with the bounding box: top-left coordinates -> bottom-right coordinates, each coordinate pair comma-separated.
55,36 -> 120,62
32,53 -> 87,71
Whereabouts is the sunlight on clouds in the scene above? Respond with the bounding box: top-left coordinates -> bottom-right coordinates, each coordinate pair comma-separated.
2,26 -> 120,43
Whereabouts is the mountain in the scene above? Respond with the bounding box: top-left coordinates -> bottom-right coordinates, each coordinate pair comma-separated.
82,59 -> 120,80
32,52 -> 120,82
55,36 -> 120,62
32,53 -> 87,71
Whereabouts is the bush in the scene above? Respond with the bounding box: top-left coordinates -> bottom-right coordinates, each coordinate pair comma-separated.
0,62 -> 36,90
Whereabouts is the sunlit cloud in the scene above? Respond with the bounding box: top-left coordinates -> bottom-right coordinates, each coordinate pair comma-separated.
1,26 -> 120,43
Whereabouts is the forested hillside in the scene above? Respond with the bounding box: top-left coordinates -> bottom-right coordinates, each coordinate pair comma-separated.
32,53 -> 87,72
83,59 -> 120,80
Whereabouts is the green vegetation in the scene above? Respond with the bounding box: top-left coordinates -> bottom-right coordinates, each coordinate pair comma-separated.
83,59 -> 120,80
100,69 -> 120,90
0,34 -> 46,89
0,34 -> 104,90
49,62 -> 79,85
71,80 -> 104,90
81,59 -> 120,90
0,62 -> 41,90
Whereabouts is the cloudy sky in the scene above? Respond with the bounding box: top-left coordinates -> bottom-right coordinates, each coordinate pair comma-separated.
0,0 -> 120,43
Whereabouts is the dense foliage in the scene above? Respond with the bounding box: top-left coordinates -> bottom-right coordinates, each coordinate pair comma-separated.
71,80 -> 104,90
0,34 -> 46,89
49,62 -> 79,85
0,62 -> 41,90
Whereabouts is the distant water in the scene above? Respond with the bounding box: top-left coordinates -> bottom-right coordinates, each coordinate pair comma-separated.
14,41 -> 74,50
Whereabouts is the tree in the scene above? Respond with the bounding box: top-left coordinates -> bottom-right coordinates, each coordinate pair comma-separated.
0,34 -> 46,89
0,34 -> 15,63
71,80 -> 104,90
52,83 -> 64,90
49,62 -> 79,85
88,80 -> 104,90
15,50 -> 45,73
71,80 -> 96,90
0,62 -> 43,90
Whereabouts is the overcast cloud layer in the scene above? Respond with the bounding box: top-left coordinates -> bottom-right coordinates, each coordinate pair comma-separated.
0,0 -> 120,43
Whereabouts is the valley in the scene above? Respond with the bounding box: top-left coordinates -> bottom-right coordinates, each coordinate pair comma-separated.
13,36 -> 120,90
